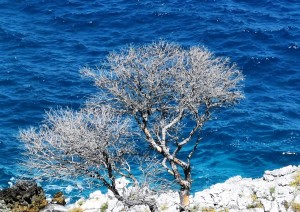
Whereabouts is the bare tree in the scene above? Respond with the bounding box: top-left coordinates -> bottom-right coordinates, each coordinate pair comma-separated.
82,41 -> 244,210
19,105 -> 161,211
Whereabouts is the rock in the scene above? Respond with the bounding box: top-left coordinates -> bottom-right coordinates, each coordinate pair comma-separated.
73,197 -> 85,208
89,190 -> 103,199
51,192 -> 66,206
193,190 -> 215,207
263,165 -> 298,182
236,195 -> 253,210
80,198 -> 104,211
66,166 -> 300,212
226,175 -> 243,183
260,199 -> 272,211
270,201 -> 280,212
156,191 -> 180,211
0,199 -> 11,212
275,186 -> 294,204
115,177 -> 130,190
0,180 -> 48,212
295,194 -> 300,202
77,190 -> 110,212
40,204 -> 68,212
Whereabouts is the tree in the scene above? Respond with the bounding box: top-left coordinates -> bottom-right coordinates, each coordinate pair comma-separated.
20,105 -> 164,211
20,41 -> 243,211
81,41 -> 244,210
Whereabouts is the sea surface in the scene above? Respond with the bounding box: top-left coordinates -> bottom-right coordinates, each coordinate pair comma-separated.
0,0 -> 299,202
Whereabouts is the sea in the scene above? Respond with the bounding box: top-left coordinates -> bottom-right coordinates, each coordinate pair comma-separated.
0,0 -> 299,203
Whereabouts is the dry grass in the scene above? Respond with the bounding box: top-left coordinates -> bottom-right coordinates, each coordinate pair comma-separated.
68,208 -> 83,212
291,202 -> 300,212
290,171 -> 300,187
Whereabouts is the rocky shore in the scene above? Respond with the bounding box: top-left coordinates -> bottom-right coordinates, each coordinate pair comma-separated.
66,165 -> 300,212
1,165 -> 300,211
0,180 -> 48,212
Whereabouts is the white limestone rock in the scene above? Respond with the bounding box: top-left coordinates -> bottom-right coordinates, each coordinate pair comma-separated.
193,190 -> 215,207
260,199 -> 272,211
270,201 -> 280,212
263,165 -> 298,181
236,195 -> 253,210
67,165 -> 300,212
156,191 -> 180,211
40,204 -> 68,212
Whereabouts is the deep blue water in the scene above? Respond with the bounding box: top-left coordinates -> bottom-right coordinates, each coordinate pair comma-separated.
0,0 -> 299,202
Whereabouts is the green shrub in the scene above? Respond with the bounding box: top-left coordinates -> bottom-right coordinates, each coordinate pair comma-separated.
269,187 -> 275,195
100,202 -> 108,212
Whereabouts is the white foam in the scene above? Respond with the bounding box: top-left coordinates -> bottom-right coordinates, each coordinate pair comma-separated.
65,185 -> 74,194
282,151 -> 297,155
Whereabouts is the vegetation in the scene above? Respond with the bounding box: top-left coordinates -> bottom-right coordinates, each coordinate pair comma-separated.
290,171 -> 300,187
283,200 -> 290,210
77,200 -> 84,206
201,207 -> 216,212
68,208 -> 83,212
269,186 -> 276,201
246,193 -> 263,209
189,205 -> 200,212
100,202 -> 108,212
82,41 -> 243,209
20,41 -> 243,211
159,203 -> 169,211
291,202 -> 300,212
269,186 -> 275,195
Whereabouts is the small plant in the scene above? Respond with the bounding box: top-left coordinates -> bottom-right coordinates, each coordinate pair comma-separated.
246,204 -> 256,209
160,203 -> 169,211
283,200 -> 290,210
201,207 -> 216,212
68,208 -> 83,212
219,209 -> 229,212
100,202 -> 108,212
269,187 -> 276,200
190,204 -> 200,212
291,202 -> 300,212
77,199 -> 84,206
246,193 -> 263,209
290,171 -> 300,187
269,187 -> 275,195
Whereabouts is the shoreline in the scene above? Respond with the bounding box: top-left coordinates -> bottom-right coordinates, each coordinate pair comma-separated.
50,165 -> 300,212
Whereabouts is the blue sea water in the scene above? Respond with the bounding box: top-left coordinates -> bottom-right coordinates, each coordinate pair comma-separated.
0,0 -> 299,202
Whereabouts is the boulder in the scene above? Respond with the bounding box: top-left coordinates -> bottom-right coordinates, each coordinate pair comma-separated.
51,192 -> 66,206
0,199 -> 11,212
0,180 -> 48,212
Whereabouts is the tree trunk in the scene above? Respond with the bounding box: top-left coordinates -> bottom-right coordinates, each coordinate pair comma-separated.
179,187 -> 190,212
179,166 -> 192,211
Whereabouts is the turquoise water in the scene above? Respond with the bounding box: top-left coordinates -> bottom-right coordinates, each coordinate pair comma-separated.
0,0 -> 299,202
